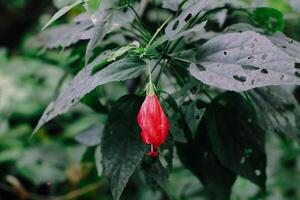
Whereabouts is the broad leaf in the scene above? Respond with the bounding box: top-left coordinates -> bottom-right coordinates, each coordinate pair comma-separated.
248,87 -> 300,142
177,121 -> 237,200
142,157 -> 169,190
205,92 -> 266,190
269,32 -> 300,62
165,0 -> 208,40
102,95 -> 147,200
190,31 -> 300,91
225,23 -> 300,63
75,124 -> 103,146
34,54 -> 146,133
42,0 -> 84,30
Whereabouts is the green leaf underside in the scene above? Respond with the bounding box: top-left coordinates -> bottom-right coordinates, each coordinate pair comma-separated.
42,0 -> 84,30
102,95 -> 147,200
206,92 -> 266,190
190,31 -> 300,91
34,54 -> 146,133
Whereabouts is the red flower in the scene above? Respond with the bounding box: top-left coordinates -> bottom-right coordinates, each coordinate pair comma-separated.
137,95 -> 169,156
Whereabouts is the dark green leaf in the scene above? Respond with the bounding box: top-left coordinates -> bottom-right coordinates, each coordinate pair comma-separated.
248,87 -> 300,142
142,157 -> 169,190
190,31 -> 300,91
177,121 -> 237,200
102,95 -> 147,200
205,92 -> 266,190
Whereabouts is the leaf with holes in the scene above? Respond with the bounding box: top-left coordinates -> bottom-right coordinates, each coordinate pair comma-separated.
205,92 -> 266,190
226,23 -> 300,63
165,0 -> 208,40
42,0 -> 84,30
269,32 -> 300,63
33,54 -> 146,133
102,95 -> 147,200
189,31 -> 300,91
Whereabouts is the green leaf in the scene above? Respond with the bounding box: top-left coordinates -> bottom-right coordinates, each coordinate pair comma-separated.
165,0 -> 208,40
102,95 -> 147,200
190,31 -> 300,91
251,7 -> 285,33
177,121 -> 237,200
248,87 -> 300,142
42,0 -> 84,30
142,157 -> 169,190
34,54 -> 146,133
205,92 -> 266,190
75,124 -> 103,146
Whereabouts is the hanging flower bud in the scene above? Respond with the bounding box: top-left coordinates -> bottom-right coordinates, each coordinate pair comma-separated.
137,83 -> 169,156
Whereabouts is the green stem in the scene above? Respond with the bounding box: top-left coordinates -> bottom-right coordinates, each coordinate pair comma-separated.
145,16 -> 172,53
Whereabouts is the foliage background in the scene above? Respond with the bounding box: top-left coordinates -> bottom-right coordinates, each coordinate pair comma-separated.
0,0 -> 300,199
